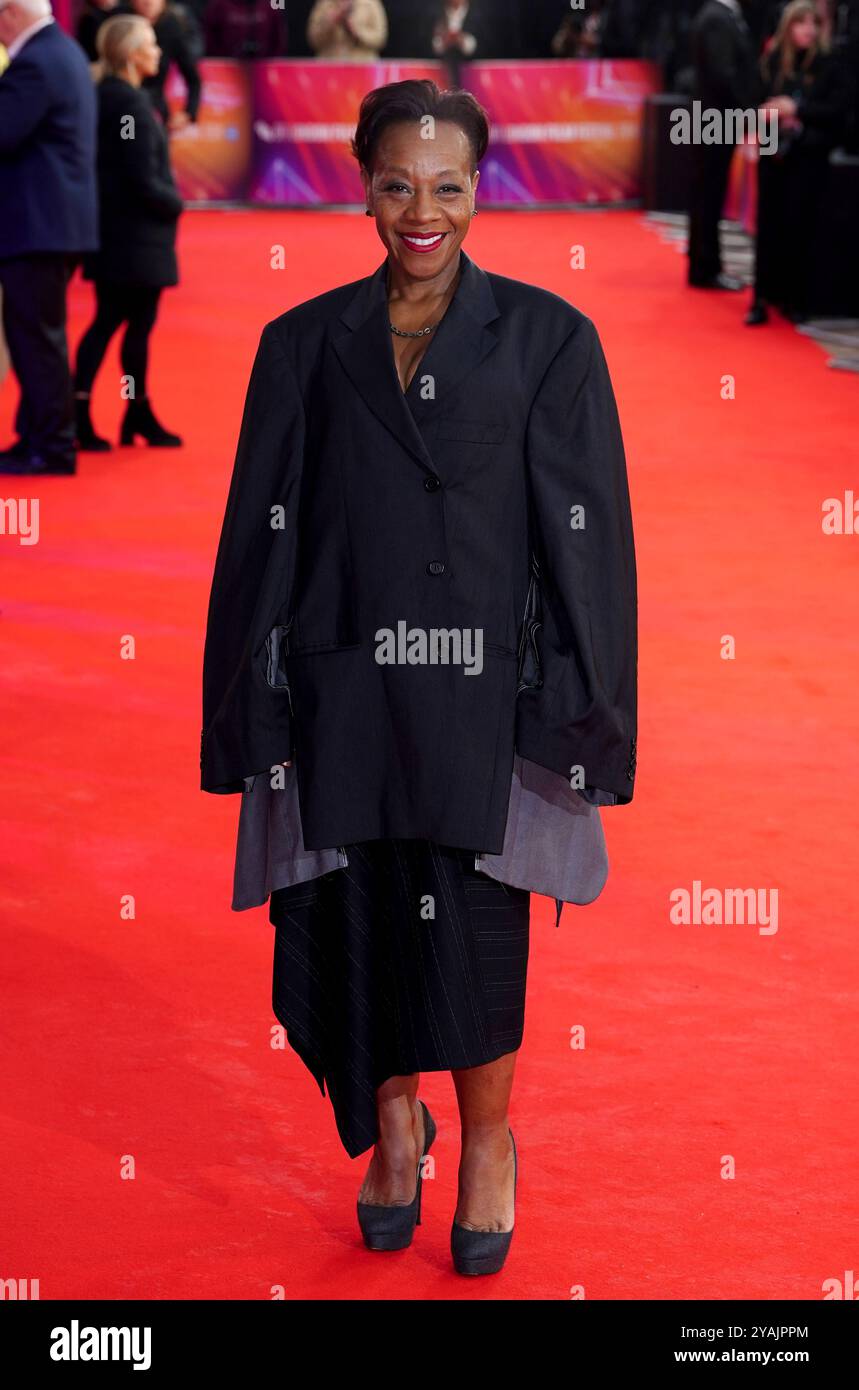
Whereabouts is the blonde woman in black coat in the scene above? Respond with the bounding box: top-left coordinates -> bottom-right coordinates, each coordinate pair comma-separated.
747,0 -> 851,324
201,80 -> 637,1277
74,13 -> 184,449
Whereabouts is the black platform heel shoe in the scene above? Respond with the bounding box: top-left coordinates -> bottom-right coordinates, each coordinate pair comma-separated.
451,1128 -> 517,1276
120,398 -> 182,447
357,1099 -> 437,1252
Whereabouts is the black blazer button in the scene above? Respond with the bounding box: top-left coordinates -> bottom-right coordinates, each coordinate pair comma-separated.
424,475 -> 440,492
427,560 -> 445,576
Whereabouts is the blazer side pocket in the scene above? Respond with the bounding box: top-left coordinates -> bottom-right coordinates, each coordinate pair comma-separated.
265,622 -> 293,691
516,554 -> 544,694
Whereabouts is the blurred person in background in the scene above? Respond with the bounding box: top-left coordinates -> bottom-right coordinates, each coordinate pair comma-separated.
600,0 -> 642,56
813,0 -> 835,47
77,0 -> 120,60
77,0 -> 202,124
428,0 -> 489,81
125,0 -> 201,129
747,0 -> 852,323
172,0 -> 207,25
637,1 -> 702,89
386,0 -> 518,59
842,0 -> 859,152
687,0 -> 762,289
73,13 -> 184,450
277,0 -> 314,55
523,0 -> 583,57
205,0 -> 288,57
306,0 -> 388,59
0,0 -> 98,477
550,0 -> 606,57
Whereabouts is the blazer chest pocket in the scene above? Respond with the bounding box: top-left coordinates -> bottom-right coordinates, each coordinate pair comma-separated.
436,419 -> 507,445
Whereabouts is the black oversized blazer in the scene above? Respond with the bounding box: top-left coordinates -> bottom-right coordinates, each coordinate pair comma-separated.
200,249 -> 637,855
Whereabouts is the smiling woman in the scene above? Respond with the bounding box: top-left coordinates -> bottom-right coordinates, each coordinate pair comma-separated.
353,81 -> 488,390
200,78 -> 637,1279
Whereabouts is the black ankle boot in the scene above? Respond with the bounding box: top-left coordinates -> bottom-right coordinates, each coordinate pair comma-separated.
120,398 -> 182,448
74,394 -> 112,451
745,300 -> 769,326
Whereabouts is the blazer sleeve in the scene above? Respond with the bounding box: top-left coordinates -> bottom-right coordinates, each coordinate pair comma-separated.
0,55 -> 52,154
516,317 -> 638,804
200,323 -> 306,793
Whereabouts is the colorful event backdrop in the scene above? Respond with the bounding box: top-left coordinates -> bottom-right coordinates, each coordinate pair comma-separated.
166,61 -> 253,203
725,140 -> 760,237
251,60 -> 443,204
460,60 -> 660,204
166,60 -> 660,207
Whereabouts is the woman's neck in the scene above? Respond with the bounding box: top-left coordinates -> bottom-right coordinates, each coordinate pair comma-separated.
386,253 -> 462,308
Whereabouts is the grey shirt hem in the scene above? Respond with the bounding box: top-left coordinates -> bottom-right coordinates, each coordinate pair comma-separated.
231,755 -> 609,913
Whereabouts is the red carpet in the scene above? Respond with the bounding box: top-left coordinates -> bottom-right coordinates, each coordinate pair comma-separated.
2,210 -> 857,1300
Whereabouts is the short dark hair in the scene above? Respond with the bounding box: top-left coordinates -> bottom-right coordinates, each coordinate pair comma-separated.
351,80 -> 490,174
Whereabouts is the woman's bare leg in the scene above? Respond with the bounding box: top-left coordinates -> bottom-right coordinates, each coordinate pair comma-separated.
451,1051 -> 518,1231
357,1073 -> 424,1206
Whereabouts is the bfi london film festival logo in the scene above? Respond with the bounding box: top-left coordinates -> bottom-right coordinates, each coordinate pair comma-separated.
670,101 -> 779,156
375,623 -> 484,676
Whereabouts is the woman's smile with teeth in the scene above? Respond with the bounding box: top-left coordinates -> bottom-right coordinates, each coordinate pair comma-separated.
400,232 -> 446,252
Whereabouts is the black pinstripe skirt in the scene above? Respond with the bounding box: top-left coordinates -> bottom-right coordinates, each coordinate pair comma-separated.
269,840 -> 530,1158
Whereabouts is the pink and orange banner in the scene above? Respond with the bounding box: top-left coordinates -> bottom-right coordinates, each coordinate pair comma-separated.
461,60 -> 661,205
166,60 -> 253,203
250,60 -> 443,205
166,59 -> 660,208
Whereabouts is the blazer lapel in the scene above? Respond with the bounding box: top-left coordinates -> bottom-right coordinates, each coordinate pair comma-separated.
332,249 -> 501,474
406,250 -> 501,429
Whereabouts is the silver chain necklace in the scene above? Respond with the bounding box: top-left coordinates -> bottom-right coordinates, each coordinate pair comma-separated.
390,321 -> 437,338
389,270 -> 460,338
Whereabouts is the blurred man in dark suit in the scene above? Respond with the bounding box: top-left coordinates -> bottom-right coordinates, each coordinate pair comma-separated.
687,0 -> 761,288
0,0 -> 98,475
